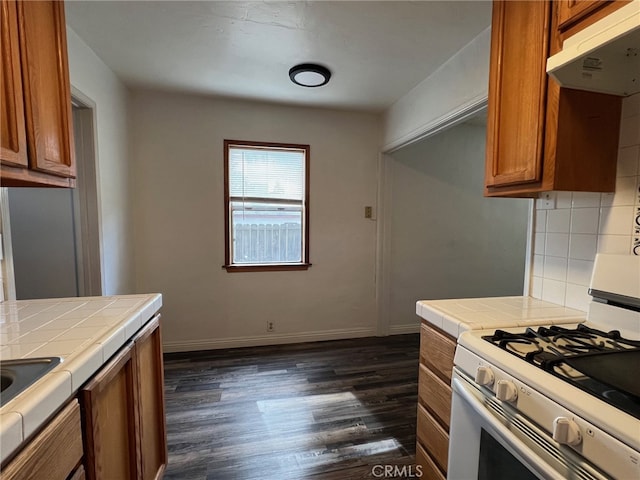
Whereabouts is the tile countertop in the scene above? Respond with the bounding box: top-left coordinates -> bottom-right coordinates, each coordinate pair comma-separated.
0,293 -> 162,464
417,296 -> 587,339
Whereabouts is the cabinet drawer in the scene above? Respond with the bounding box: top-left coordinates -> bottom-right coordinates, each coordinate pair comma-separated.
420,322 -> 456,383
2,399 -> 83,480
69,464 -> 86,480
415,441 -> 445,480
416,404 -> 449,474
418,364 -> 452,429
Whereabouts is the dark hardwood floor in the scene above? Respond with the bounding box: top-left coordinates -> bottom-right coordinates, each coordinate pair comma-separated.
163,334 -> 420,480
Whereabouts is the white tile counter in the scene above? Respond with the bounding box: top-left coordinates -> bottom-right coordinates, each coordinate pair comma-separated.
417,296 -> 586,339
0,293 -> 162,463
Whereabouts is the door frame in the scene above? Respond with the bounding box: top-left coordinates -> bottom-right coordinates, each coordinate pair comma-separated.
71,88 -> 103,297
375,100 -> 489,335
0,188 -> 17,301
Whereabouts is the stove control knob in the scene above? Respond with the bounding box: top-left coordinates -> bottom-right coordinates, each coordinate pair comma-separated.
475,366 -> 494,386
553,417 -> 582,446
495,380 -> 518,402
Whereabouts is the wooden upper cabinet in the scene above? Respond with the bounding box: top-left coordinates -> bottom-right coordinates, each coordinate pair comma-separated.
485,1 -> 550,189
18,0 -> 74,178
556,0 -> 607,29
484,0 -> 622,197
556,0 -> 629,34
1,0 -> 75,187
0,0 -> 27,169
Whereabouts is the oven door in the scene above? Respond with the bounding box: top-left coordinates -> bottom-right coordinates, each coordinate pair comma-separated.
448,369 -> 608,480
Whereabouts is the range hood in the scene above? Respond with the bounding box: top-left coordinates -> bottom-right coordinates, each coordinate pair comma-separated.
546,0 -> 640,96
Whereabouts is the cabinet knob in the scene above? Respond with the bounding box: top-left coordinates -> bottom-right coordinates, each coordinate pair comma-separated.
475,366 -> 495,386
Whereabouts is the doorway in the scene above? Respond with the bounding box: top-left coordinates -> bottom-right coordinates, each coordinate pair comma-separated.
376,115 -> 531,334
6,94 -> 102,300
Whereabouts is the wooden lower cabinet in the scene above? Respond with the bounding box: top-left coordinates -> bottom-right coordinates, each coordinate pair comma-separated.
417,405 -> 448,472
420,323 -> 455,383
81,343 -> 139,479
2,400 -> 83,480
415,442 -> 445,480
134,315 -> 168,480
416,322 -> 456,479
418,365 -> 451,428
80,315 -> 167,480
69,465 -> 87,480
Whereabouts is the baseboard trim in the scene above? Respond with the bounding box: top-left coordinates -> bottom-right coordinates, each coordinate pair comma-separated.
389,324 -> 421,335
162,326 -> 378,353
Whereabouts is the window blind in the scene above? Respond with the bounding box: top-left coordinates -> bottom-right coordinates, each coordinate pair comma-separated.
228,147 -> 305,201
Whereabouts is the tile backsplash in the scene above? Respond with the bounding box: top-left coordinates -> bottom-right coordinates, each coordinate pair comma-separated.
530,93 -> 640,311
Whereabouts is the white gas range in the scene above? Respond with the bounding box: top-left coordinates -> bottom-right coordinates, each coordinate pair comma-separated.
448,254 -> 640,480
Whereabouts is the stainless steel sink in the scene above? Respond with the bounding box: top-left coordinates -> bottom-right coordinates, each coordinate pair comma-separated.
0,357 -> 62,406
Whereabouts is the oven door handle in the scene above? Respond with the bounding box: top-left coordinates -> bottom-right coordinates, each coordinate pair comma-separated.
452,377 -> 564,480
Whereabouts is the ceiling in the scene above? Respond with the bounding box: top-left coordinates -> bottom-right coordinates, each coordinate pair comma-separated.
65,1 -> 492,112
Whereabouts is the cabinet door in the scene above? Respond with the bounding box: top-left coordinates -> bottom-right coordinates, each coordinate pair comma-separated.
485,1 -> 550,189
81,345 -> 140,480
17,0 -> 75,178
133,315 -> 168,480
0,0 -> 27,168
557,0 -> 606,29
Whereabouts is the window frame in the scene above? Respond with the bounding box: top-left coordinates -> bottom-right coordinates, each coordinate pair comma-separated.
223,139 -> 311,272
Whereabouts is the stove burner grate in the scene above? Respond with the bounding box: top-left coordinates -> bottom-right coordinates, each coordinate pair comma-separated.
482,324 -> 640,419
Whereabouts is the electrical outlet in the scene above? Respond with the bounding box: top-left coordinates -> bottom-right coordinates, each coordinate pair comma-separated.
364,206 -> 373,219
267,321 -> 274,333
537,192 -> 557,210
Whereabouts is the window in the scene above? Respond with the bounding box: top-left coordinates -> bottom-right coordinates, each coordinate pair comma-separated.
224,140 -> 310,272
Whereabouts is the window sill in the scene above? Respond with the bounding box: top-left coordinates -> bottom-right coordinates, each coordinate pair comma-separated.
223,263 -> 312,273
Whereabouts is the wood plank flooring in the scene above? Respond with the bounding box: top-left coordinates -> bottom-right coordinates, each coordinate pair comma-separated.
163,334 -> 419,480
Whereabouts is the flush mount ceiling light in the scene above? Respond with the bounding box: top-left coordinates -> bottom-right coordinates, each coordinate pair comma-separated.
289,63 -> 331,87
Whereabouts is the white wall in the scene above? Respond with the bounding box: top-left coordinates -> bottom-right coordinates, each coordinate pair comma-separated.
130,89 -> 382,351
530,93 -> 640,310
65,27 -> 135,295
382,28 -> 491,152
386,123 -> 530,330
